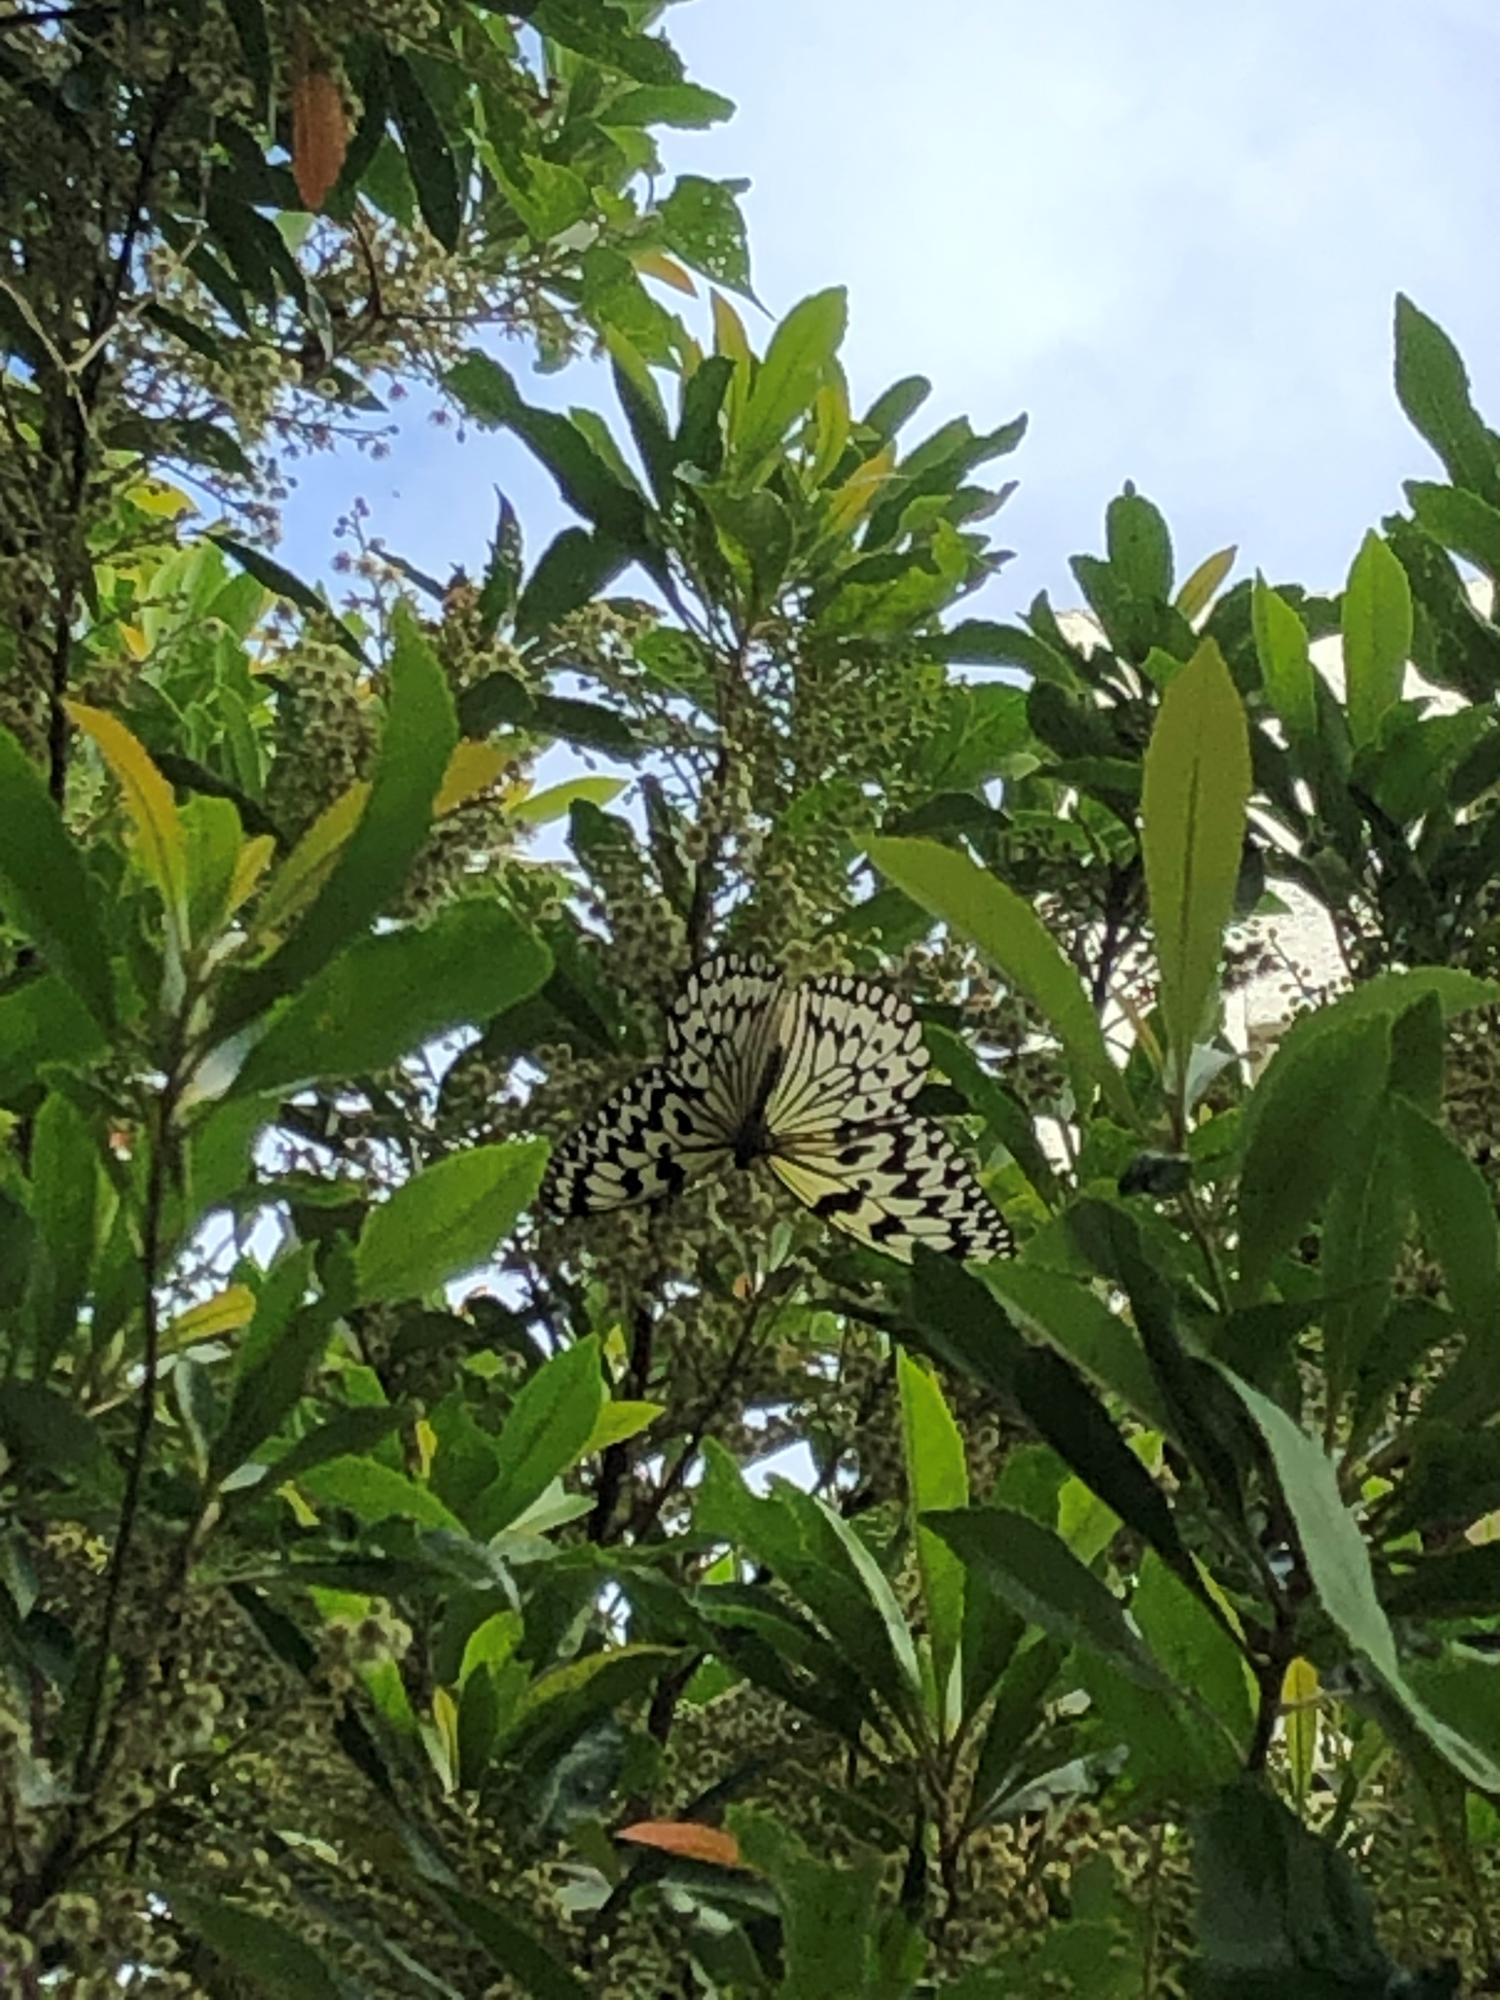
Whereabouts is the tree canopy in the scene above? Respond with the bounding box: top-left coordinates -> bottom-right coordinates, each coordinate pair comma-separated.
2,4 -> 1499,1994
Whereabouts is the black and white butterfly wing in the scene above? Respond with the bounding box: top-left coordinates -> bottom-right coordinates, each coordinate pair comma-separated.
544,1064 -> 732,1216
764,974 -> 930,1138
767,1118 -> 1013,1263
665,950 -> 785,1135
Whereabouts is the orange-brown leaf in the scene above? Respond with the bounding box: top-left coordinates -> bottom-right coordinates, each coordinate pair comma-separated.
616,1821 -> 748,1870
293,68 -> 347,213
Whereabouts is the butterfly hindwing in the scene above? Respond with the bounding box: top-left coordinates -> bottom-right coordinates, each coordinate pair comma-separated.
544,1064 -> 731,1216
768,1117 -> 1014,1263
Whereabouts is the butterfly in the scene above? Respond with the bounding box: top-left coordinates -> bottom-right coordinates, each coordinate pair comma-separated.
544,951 -> 1013,1263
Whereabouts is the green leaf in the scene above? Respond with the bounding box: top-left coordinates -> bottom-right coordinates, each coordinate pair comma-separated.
868,836 -> 1135,1126
24,1090 -> 99,1374
297,1455 -> 464,1533
977,1263 -> 1170,1431
896,1349 -> 967,1713
735,288 -> 848,480
1192,1778 -> 1443,1995
925,1024 -> 1060,1209
209,535 -> 366,662
659,174 -> 752,291
1141,638 -> 1251,1065
166,1890 -> 347,2000
355,1140 -> 548,1304
429,1885 -> 589,2000
1406,478 -> 1500,579
1222,1368 -> 1500,1790
1251,577 -> 1315,742
386,51 -> 462,250
0,1381 -> 120,1493
219,605 -> 456,1033
1106,487 -> 1173,601
731,1810 -> 882,2000
222,0 -> 273,113
1393,293 -> 1500,503
1382,1541 -> 1500,1621
239,1406 -> 405,1499
1321,1099 -> 1407,1409
0,728 -> 115,1031
446,355 -> 647,547
514,527 -> 628,642
927,1507 -> 1171,1691
1395,1096 -> 1500,1331
530,0 -> 683,84
1131,1549 -> 1254,1749
1342,530 -> 1412,746
469,1337 -> 603,1536
209,1306 -> 331,1485
232,902 -> 551,1096
606,81 -> 734,127
0,973 -> 106,1102
1236,1013 -> 1391,1297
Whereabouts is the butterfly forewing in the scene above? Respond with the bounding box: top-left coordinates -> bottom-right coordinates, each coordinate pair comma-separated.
765,974 -> 930,1137
544,1064 -> 732,1216
767,1118 -> 1014,1263
666,951 -> 785,1134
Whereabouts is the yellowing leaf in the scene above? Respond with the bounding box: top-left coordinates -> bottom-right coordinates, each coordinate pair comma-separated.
66,701 -> 187,930
255,781 -> 369,939
826,442 -> 896,536
280,1483 -> 319,1528
617,1821 -> 749,1871
581,1399 -> 663,1457
165,1283 -> 257,1351
126,478 -> 195,519
633,248 -> 697,296
228,833 -> 275,915
430,1685 -> 459,1790
1174,544 -> 1237,623
435,741 -> 509,816
710,289 -> 751,364
507,776 -> 625,826
1282,1655 -> 1320,1807
414,1417 -> 437,1481
120,624 -> 151,661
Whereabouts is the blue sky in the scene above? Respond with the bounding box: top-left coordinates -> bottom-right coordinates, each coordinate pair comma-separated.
283,0 -> 1500,619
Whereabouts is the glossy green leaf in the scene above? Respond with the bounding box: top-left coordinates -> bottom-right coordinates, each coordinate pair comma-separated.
1342,531 -> 1412,747
469,1337 -> 603,1536
386,51 -> 462,250
297,1455 -> 465,1533
209,1306 -> 332,1485
166,1890 -> 344,2000
606,81 -> 734,127
659,174 -> 752,291
732,1810 -> 882,2000
355,1139 -> 548,1304
1251,576 -> 1315,742
735,287 -> 847,480
0,973 -> 106,1102
233,901 -> 550,1096
1106,486 -> 1172,602
897,1348 -> 967,1712
1140,638 -> 1251,1065
24,1090 -> 99,1374
219,605 -> 456,1033
514,526 -> 629,643
1406,478 -> 1500,579
1237,1013 -> 1390,1297
1394,1095 -> 1500,1333
237,1406 -> 405,1500
927,1507 -> 1171,1691
1223,1369 -> 1500,1790
868,836 -> 1136,1125
977,1263 -> 1170,1431
0,728 -> 115,1031
1393,293 -> 1500,503
210,535 -> 365,662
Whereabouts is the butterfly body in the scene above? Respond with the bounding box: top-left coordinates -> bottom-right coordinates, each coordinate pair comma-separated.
545,952 -> 1012,1263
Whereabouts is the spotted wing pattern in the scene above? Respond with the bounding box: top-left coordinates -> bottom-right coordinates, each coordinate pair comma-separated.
543,1064 -> 731,1216
767,1120 -> 1015,1262
546,955 -> 1012,1262
764,974 -> 930,1136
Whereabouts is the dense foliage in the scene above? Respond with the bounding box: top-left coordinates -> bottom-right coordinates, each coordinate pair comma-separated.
3,2 -> 1500,1994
